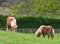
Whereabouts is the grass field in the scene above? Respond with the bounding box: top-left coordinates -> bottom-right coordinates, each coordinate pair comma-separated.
0,31 -> 60,44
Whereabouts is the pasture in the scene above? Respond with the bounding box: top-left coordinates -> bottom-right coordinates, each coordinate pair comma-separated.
0,31 -> 60,44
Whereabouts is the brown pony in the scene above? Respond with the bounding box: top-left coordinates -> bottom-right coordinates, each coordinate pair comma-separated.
6,16 -> 17,32
35,25 -> 55,40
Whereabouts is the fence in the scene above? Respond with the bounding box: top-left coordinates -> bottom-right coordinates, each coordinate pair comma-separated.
17,28 -> 60,33
17,28 -> 37,33
0,28 -> 60,33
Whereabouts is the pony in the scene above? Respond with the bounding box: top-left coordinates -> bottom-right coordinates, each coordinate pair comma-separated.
35,25 -> 55,40
6,16 -> 17,32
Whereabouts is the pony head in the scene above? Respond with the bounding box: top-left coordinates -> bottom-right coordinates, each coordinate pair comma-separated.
35,29 -> 42,37
36,32 -> 41,37
35,25 -> 45,37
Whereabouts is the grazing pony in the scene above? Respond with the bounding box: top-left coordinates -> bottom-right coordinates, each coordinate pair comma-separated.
35,25 -> 55,40
6,16 -> 17,32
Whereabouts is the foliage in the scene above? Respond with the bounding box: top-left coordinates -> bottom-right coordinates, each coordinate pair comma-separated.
11,0 -> 60,17
0,14 -> 60,28
0,0 -> 60,28
0,14 -> 8,28
15,16 -> 60,28
9,0 -> 60,29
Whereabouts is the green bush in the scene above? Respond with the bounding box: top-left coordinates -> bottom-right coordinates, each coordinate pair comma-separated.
15,16 -> 60,29
11,0 -> 60,17
0,15 -> 8,28
0,15 -> 60,29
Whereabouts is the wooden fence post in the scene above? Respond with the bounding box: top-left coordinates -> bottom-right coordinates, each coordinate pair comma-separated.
23,29 -> 25,33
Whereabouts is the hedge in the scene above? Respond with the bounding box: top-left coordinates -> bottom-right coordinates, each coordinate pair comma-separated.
0,15 -> 7,28
15,16 -> 60,29
0,15 -> 60,29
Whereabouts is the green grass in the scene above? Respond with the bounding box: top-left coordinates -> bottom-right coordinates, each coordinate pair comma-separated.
0,31 -> 60,44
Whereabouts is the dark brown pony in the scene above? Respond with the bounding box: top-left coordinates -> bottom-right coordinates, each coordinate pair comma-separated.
35,25 -> 55,40
6,16 -> 17,32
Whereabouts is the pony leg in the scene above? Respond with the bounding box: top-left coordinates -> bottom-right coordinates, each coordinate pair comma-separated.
13,29 -> 16,32
7,25 -> 9,31
11,27 -> 14,32
42,34 -> 45,38
12,28 -> 15,32
8,28 -> 11,32
48,34 -> 50,39
7,26 -> 8,31
51,33 -> 54,40
7,26 -> 11,32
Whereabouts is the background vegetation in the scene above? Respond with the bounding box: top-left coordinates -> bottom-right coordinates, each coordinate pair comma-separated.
11,0 -> 60,16
0,15 -> 60,29
0,0 -> 60,29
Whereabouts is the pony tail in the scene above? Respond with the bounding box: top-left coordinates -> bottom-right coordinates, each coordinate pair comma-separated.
52,28 -> 55,34
51,28 -> 55,40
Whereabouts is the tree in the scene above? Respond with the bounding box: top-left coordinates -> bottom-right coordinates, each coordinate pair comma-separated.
11,0 -> 60,17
